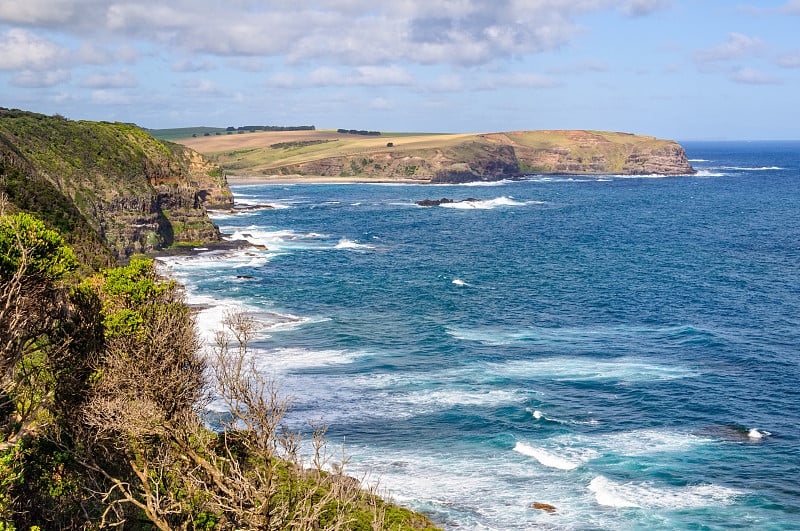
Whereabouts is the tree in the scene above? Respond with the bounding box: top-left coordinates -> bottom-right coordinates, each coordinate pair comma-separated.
0,204 -> 77,448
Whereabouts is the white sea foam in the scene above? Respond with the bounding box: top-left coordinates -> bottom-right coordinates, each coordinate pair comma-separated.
225,228 -> 328,250
439,196 -> 530,209
513,442 -> 580,470
694,169 -> 727,177
597,429 -> 712,456
720,166 -> 783,171
747,428 -> 771,439
589,476 -> 640,508
254,347 -> 361,374
401,388 -> 525,411
455,179 -> 515,186
688,158 -> 711,162
588,475 -> 742,509
334,238 -> 374,250
452,278 -> 469,286
483,357 -> 695,383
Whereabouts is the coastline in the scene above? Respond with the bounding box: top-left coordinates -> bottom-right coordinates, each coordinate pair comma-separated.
226,173 -> 431,185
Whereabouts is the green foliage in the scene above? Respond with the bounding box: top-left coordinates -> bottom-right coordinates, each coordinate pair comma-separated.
0,212 -> 77,281
100,257 -> 169,306
0,209 -> 439,530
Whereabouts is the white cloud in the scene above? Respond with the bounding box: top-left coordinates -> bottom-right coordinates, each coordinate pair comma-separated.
267,72 -> 299,88
183,78 -> 224,96
730,67 -> 780,85
694,33 -> 764,63
548,60 -> 609,75
782,0 -> 800,14
777,52 -> 800,68
0,28 -> 69,70
11,69 -> 71,87
75,43 -> 111,65
268,65 -> 414,88
0,1 -> 626,67
90,89 -> 135,105
0,0 -> 81,25
80,70 -> 137,88
426,74 -> 465,92
620,0 -> 672,17
368,97 -> 394,110
172,59 -> 215,72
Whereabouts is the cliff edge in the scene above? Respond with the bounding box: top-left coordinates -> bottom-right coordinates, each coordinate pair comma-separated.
182,129 -> 694,183
0,108 -> 233,267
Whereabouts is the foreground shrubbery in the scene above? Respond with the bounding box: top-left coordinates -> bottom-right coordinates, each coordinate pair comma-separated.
0,205 -> 439,530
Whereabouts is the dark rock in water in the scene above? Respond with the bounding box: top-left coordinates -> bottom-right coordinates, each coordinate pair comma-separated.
416,197 -> 481,207
695,424 -> 769,442
416,198 -> 454,207
531,502 -> 557,513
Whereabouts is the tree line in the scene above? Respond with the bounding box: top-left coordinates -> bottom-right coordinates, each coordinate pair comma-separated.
226,125 -> 316,132
336,129 -> 381,136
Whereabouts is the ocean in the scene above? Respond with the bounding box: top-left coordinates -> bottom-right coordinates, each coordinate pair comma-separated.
159,141 -> 800,530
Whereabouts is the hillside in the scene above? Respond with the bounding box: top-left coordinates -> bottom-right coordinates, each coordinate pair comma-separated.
180,129 -> 695,183
0,109 -> 233,266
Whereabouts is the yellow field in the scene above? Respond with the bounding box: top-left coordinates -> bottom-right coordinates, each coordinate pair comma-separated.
180,130 -> 479,176
178,128 -> 685,182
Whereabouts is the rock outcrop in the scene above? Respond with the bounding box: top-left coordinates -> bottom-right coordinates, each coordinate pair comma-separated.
0,108 -> 233,265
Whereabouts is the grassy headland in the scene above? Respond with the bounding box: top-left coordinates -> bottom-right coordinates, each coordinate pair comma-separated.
180,128 -> 695,183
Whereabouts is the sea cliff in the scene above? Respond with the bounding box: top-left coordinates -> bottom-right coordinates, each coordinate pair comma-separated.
181,129 -> 695,183
0,108 -> 232,266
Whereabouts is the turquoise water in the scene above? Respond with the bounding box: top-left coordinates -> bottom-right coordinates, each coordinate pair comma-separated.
160,141 -> 800,530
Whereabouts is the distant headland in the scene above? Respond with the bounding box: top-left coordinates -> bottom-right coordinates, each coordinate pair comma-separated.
176,128 -> 696,184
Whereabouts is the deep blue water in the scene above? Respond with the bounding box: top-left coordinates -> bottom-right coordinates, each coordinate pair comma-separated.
161,141 -> 800,530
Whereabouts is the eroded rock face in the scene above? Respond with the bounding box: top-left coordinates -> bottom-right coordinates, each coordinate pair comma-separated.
622,143 -> 694,175
0,108 -> 234,263
266,130 -> 694,183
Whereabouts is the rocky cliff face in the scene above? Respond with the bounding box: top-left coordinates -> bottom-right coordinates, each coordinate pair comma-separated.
491,130 -> 695,177
264,130 -> 693,183
0,108 -> 233,265
278,140 -> 522,182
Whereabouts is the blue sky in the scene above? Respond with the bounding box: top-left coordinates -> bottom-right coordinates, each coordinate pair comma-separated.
1,1 -> 798,139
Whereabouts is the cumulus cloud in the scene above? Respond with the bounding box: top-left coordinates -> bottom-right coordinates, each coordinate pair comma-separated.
694,33 -> 764,63
80,70 -> 137,88
0,0 -> 84,25
268,65 -> 414,88
90,89 -> 135,105
0,28 -> 69,70
182,78 -> 224,96
0,1 -> 635,67
730,67 -> 780,85
172,59 -> 215,72
426,74 -> 465,92
620,0 -> 672,17
547,60 -> 609,75
11,69 -> 71,87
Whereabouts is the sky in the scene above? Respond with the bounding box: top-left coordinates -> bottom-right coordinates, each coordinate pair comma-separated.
1,0 -> 799,140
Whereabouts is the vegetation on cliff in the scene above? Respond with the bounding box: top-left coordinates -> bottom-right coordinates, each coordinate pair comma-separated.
0,107 -> 438,529
0,108 -> 233,265
181,128 -> 695,183
0,208 -> 440,530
